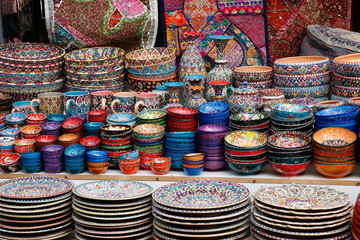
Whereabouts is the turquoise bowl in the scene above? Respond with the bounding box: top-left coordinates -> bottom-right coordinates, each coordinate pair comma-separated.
271,103 -> 312,119
22,164 -> 42,173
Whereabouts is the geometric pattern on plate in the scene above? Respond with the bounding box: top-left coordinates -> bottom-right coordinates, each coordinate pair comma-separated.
73,181 -> 153,200
0,176 -> 73,199
152,180 -> 249,209
253,183 -> 350,210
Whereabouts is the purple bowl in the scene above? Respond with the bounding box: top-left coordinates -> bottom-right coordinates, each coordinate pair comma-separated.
197,131 -> 228,140
198,145 -> 225,150
43,152 -> 64,158
43,157 -> 63,163
44,162 -> 63,173
42,144 -> 64,154
204,155 -> 225,161
198,124 -> 229,133
183,159 -> 204,165
204,160 -> 226,170
198,148 -> 225,155
69,115 -> 87,124
42,122 -> 62,131
198,139 -> 224,147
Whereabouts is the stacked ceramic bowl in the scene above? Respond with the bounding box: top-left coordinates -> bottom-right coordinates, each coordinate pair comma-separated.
251,184 -> 352,240
62,117 -> 83,138
118,150 -> 141,175
26,113 -> 47,126
134,124 -> 165,170
225,130 -> 267,175
0,114 -> 5,130
167,107 -> 198,132
273,56 -> 330,101
35,135 -> 57,151
47,114 -> 67,123
149,157 -> 171,175
21,152 -> 42,173
260,89 -> 286,113
229,112 -> 270,136
197,125 -> 229,171
182,153 -> 204,176
83,122 -> 104,137
14,139 -> 35,153
270,103 -> 314,136
72,181 -> 153,239
198,101 -> 229,126
267,132 -> 312,176
87,150 -> 109,174
107,113 -> 137,127
332,53 -> 360,102
0,43 -> 65,101
20,125 -> 41,139
0,153 -> 21,173
88,109 -> 107,123
64,144 -> 86,174
58,133 -> 80,149
42,144 -> 64,173
0,128 -> 20,140
41,122 -> 62,138
353,194 -> 360,239
80,136 -> 101,152
138,110 -> 167,126
152,180 -> 251,240
126,48 -> 176,92
65,47 -> 126,93
165,131 -> 196,170
6,112 -> 26,128
315,105 -> 359,133
0,137 -> 15,157
0,176 -> 73,240
100,124 -> 133,168
313,127 -> 357,178
233,66 -> 273,89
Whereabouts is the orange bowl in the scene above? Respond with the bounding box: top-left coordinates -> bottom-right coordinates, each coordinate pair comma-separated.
87,161 -> 109,167
313,162 -> 356,178
312,147 -> 356,158
120,164 -> 140,174
183,153 -> 204,161
118,159 -> 140,166
183,163 -> 204,169
88,165 -> 108,174
150,164 -> 171,175
150,157 -> 171,167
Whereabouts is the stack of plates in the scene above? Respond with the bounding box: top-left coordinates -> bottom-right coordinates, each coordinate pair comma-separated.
352,194 -> 360,239
152,180 -> 251,240
0,176 -> 73,240
229,112 -> 270,136
137,110 -> 167,126
167,107 -> 198,132
251,184 -> 352,240
72,180 -> 153,240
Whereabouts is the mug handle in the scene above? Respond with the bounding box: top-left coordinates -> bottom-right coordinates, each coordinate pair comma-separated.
110,99 -> 120,113
134,101 -> 144,115
227,86 -> 235,99
101,98 -> 107,110
66,99 -> 75,115
11,108 -> 20,113
30,99 -> 40,113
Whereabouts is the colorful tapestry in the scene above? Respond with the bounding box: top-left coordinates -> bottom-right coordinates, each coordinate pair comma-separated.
44,0 -> 158,52
160,0 -> 270,70
267,0 -> 353,64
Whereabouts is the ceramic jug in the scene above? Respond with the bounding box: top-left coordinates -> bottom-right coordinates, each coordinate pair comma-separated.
227,82 -> 263,114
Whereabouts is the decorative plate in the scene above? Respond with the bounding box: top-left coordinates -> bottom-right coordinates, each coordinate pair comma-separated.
75,227 -> 152,239
0,206 -> 72,219
73,199 -> 150,212
0,201 -> 71,214
138,110 -> 167,120
0,220 -> 72,234
224,130 -> 266,148
0,216 -> 72,231
75,222 -> 152,235
152,180 -> 249,209
268,132 -> 311,148
0,228 -> 73,240
0,210 -> 71,224
152,228 -> 250,240
72,203 -> 151,216
0,176 -> 73,199
0,194 -> 72,209
253,183 -> 350,210
73,181 -> 153,201
71,208 -> 151,221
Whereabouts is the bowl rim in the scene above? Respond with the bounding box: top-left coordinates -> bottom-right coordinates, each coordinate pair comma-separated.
313,127 -> 357,148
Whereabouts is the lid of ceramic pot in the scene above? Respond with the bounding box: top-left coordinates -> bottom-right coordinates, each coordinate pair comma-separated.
234,82 -> 258,95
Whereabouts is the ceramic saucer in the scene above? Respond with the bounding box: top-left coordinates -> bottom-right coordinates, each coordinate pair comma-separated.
0,194 -> 72,209
74,222 -> 152,235
72,203 -> 151,216
73,199 -> 150,212
0,201 -> 71,214
75,227 -> 152,239
74,209 -> 152,221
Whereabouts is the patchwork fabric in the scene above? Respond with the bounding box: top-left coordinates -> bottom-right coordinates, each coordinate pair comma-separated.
44,0 -> 158,51
160,0 -> 270,70
267,0 -> 353,64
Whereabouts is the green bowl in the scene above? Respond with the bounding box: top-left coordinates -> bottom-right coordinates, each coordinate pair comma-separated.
227,159 -> 267,175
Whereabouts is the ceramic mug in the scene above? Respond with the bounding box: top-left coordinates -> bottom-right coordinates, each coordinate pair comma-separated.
30,92 -> 64,116
134,93 -> 160,114
110,92 -> 137,113
12,101 -> 38,115
91,91 -> 113,113
64,91 -> 91,116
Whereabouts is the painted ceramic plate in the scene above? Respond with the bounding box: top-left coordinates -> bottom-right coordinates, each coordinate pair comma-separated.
0,194 -> 72,210
0,221 -> 72,234
107,113 -> 137,123
0,206 -> 72,219
0,176 -> 73,199
153,180 -> 249,209
72,203 -> 151,216
75,222 -> 152,235
0,211 -> 72,224
225,130 -> 266,148
0,192 -> 73,204
253,183 -> 350,210
74,209 -> 152,221
0,201 -> 71,214
0,216 -> 72,231
73,199 -> 150,212
138,110 -> 167,120
0,228 -> 73,240
72,195 -> 151,208
73,181 -> 153,201
75,232 -> 152,240
75,227 -> 152,239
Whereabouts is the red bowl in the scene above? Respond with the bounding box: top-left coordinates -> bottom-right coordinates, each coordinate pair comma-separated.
89,109 -> 108,116
80,136 -> 101,148
167,107 -> 197,119
119,164 -> 140,174
62,118 -> 83,130
269,161 -> 311,177
168,127 -> 197,132
27,113 -> 47,121
225,148 -> 266,156
36,135 -> 57,145
107,150 -> 132,157
0,153 -> 20,165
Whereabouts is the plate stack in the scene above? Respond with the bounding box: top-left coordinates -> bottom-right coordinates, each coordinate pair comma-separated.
100,124 -> 133,168
72,180 -> 153,240
251,184 -> 352,240
273,56 -> 330,102
332,54 -> 360,102
64,47 -> 126,93
197,125 -> 229,171
315,106 -> 359,133
165,132 -> 196,170
233,66 -> 273,89
0,43 -> 65,102
0,176 -> 73,240
352,194 -> 360,239
167,107 -> 198,132
225,130 -> 267,175
198,101 -> 229,126
133,124 -> 165,170
229,112 -> 270,136
137,110 -> 167,126
152,180 -> 251,240
267,132 -> 312,177
270,103 -> 314,136
126,48 -> 176,92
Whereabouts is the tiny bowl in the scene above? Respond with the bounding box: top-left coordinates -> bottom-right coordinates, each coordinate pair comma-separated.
183,153 -> 204,161
80,136 -> 101,148
44,162 -> 63,173
0,128 -> 20,138
26,113 -> 47,122
118,150 -> 139,161
84,122 -> 104,131
267,132 -> 312,150
87,161 -> 108,167
150,157 -> 171,167
42,144 -> 64,154
6,112 -> 26,124
88,165 -> 108,174
0,162 -> 20,173
269,161 -> 311,177
86,150 -> 109,162
183,166 -> 204,176
58,133 -> 80,142
119,164 -> 140,175
167,107 -> 197,119
150,164 -> 171,175
0,137 -> 18,147
199,101 -> 229,115
101,124 -> 132,136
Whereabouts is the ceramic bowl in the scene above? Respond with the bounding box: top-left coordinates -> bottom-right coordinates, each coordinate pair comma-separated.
87,161 -> 108,167
313,127 -> 357,148
0,128 -> 20,138
269,161 -> 311,177
150,157 -> 171,167
150,164 -> 171,175
119,159 -> 140,167
313,161 -> 356,178
80,136 -> 101,148
86,150 -> 109,163
22,164 -> 42,173
0,69 -> 62,84
233,66 -> 273,82
15,139 -> 35,148
6,112 -> 27,124
119,164 -> 140,174
227,159 -> 267,175
62,118 -> 83,130
274,84 -> 330,98
44,162 -> 63,173
199,101 -> 229,115
182,153 -> 205,161
65,66 -> 124,81
88,165 -> 109,174
332,53 -> 360,77
84,122 -> 104,131
315,105 -> 358,123
183,166 -> 203,176
224,130 -> 267,150
47,114 -> 67,123
314,100 -> 345,113
118,150 -> 140,161
268,155 -> 312,164
128,68 -> 176,80
274,56 -> 330,75
133,124 -> 165,137
58,134 -> 80,143
20,125 -> 42,135
42,144 -> 64,154
64,144 -> 86,158
230,112 -> 270,126
167,107 -> 197,119
271,103 -> 312,119
333,84 -> 360,98
274,71 -> 330,87
267,132 -> 312,150
125,47 -> 175,67
35,135 -> 57,145
101,124 -> 132,136
126,58 -> 176,74
65,47 -> 124,66
332,72 -> 360,87
107,113 -> 136,124
65,164 -> 85,174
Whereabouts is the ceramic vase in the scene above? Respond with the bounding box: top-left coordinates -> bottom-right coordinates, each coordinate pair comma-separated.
163,82 -> 184,104
207,81 -> 229,102
186,83 -> 207,111
152,85 -> 169,109
179,32 -> 206,105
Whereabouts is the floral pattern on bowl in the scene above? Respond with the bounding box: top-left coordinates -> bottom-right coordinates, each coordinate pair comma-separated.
225,130 -> 266,148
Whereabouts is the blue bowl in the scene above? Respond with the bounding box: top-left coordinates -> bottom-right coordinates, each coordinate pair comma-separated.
0,145 -> 15,150
21,160 -> 42,167
315,105 -> 358,122
171,160 -> 183,170
166,146 -> 196,152
165,132 -> 196,139
119,150 -> 139,160
84,122 -> 104,128
21,152 -> 41,159
47,114 -> 68,123
135,140 -> 164,146
64,156 -> 86,163
199,101 -> 229,115
0,128 -> 20,137
22,164 -> 42,173
199,110 -> 229,119
165,142 -> 195,149
6,112 -> 27,124
183,166 -> 204,176
107,113 -> 137,124
271,104 -> 312,119
87,150 -> 108,162
65,160 -> 86,166
165,138 -> 196,144
65,164 -> 85,174
64,144 -> 86,158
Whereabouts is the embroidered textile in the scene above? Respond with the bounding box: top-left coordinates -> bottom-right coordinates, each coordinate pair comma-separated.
160,0 -> 269,70
44,0 -> 158,51
267,0 -> 353,64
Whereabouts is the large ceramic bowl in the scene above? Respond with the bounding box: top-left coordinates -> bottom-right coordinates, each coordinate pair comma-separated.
274,56 -> 330,75
127,59 -> 176,74
332,72 -> 360,87
65,66 -> 124,81
233,66 -> 273,82
167,107 -> 197,119
315,105 -> 358,123
273,72 -> 330,87
313,127 -> 357,149
332,53 -> 360,77
127,68 -> 176,80
274,84 -> 330,98
267,132 -> 312,150
125,47 -> 175,67
269,161 -> 311,177
245,79 -> 272,89
271,103 -> 312,119
0,43 -> 65,66
64,47 -> 125,67
225,130 -> 267,149
0,60 -> 63,74
333,84 -> 360,98
0,69 -> 63,84
313,100 -> 345,113
313,161 -> 356,178
199,101 -> 229,115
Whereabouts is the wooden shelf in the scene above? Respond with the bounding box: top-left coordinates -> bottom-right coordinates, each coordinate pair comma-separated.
1,164 -> 360,186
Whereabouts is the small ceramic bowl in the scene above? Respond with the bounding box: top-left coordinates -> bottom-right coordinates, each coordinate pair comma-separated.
87,150 -> 109,163
22,164 -> 41,173
269,161 -> 311,177
88,165 -> 108,174
119,164 -> 140,175
313,161 -> 356,178
183,153 -> 204,161
80,136 -> 101,148
101,124 -> 132,136
47,114 -> 67,123
227,160 -> 267,175
183,166 -> 204,176
167,107 -> 197,119
64,144 -> 86,158
36,135 -> 57,145
119,159 -> 140,166
62,118 -> 83,130
183,163 -> 204,169
204,160 -> 226,171
313,127 -> 357,148
150,157 -> 171,167
233,66 -> 273,82
15,139 -> 36,148
6,112 -> 27,124
150,164 -> 171,175
87,161 -> 109,167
